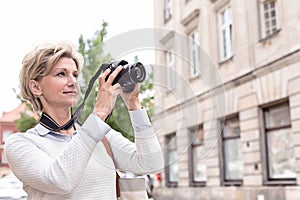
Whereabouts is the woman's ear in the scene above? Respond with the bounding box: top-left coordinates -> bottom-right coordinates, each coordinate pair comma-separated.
29,80 -> 43,96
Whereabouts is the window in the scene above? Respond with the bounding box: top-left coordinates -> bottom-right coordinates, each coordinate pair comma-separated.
259,0 -> 279,39
189,126 -> 206,186
218,4 -> 233,61
166,51 -> 175,91
189,31 -> 200,78
2,130 -> 12,143
220,116 -> 243,185
262,102 -> 296,184
1,130 -> 12,164
164,0 -> 172,22
166,133 -> 178,187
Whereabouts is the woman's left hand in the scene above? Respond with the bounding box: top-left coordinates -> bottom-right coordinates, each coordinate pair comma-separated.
120,83 -> 142,111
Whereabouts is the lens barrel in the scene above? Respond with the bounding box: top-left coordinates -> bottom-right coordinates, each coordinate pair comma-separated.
128,62 -> 146,83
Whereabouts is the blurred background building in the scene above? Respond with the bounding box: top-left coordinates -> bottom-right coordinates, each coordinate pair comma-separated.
0,104 -> 25,168
0,103 -> 37,171
152,0 -> 300,199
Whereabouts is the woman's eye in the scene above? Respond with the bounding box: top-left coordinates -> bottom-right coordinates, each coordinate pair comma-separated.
56,72 -> 65,77
73,73 -> 79,79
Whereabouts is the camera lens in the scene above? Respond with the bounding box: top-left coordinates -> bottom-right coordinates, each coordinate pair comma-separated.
135,68 -> 142,80
129,62 -> 146,83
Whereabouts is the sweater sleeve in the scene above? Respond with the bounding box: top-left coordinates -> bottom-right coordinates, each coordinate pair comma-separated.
106,108 -> 164,174
4,114 -> 111,194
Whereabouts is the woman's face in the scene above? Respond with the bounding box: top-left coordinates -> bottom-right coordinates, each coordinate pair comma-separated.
38,57 -> 80,110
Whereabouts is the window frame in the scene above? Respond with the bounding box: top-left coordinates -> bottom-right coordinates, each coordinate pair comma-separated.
164,0 -> 172,23
165,51 -> 176,91
260,100 -> 296,186
259,0 -> 280,40
1,130 -> 12,164
165,133 -> 178,187
219,114 -> 243,186
217,3 -> 233,62
188,30 -> 200,79
188,125 -> 206,187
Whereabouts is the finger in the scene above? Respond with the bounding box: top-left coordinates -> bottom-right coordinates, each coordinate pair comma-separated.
134,83 -> 141,91
112,83 -> 122,93
99,68 -> 111,84
112,82 -> 121,89
106,66 -> 123,85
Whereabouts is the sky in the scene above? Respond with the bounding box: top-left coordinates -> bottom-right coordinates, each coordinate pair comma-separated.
0,0 -> 155,116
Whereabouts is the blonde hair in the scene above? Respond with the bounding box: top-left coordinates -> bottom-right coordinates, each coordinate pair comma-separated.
20,41 -> 84,112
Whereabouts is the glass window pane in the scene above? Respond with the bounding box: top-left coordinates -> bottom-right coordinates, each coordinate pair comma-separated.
267,128 -> 296,179
223,118 -> 240,138
2,131 -> 12,143
192,128 -> 203,145
265,13 -> 269,18
221,10 -> 226,24
270,2 -> 275,8
219,4 -> 233,60
168,150 -> 178,182
265,104 -> 290,128
262,0 -> 278,37
168,135 -> 176,150
189,31 -> 200,77
166,52 -> 175,90
271,10 -> 276,17
192,145 -> 206,182
224,138 -> 243,180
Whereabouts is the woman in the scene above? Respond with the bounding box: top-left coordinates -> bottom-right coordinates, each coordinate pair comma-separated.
4,41 -> 164,199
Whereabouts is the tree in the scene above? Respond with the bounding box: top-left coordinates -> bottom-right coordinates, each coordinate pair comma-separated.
13,88 -> 38,132
76,21 -> 112,123
15,112 -> 38,132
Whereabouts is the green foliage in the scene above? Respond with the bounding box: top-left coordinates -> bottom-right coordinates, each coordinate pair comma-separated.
106,97 -> 135,141
15,112 -> 38,132
76,21 -> 112,123
13,88 -> 38,132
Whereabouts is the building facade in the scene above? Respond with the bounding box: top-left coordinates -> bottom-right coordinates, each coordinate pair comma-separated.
152,0 -> 300,199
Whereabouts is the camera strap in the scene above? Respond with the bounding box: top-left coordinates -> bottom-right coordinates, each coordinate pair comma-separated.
39,63 -> 110,131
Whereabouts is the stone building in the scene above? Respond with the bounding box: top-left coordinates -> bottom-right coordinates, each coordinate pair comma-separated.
152,0 -> 300,199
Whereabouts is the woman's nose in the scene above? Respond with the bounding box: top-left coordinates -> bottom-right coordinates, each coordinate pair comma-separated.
68,75 -> 78,86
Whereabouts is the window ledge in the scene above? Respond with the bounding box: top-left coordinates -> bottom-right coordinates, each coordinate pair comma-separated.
219,54 -> 234,66
259,29 -> 281,43
164,16 -> 172,24
189,181 -> 206,187
166,88 -> 175,95
189,73 -> 200,81
263,179 -> 296,186
166,182 -> 178,188
222,180 -> 243,187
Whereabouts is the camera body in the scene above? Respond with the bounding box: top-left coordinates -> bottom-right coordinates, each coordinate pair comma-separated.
105,60 -> 146,92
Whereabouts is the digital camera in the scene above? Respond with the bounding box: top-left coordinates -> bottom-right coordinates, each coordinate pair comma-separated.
105,60 -> 146,92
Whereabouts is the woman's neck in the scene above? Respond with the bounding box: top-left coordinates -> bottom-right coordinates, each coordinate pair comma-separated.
43,108 -> 71,125
42,107 -> 75,137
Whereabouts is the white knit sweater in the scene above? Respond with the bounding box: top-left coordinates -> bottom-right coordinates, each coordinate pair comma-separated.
4,109 -> 164,200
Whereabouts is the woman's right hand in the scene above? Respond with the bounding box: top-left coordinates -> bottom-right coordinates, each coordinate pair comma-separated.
93,66 -> 123,121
